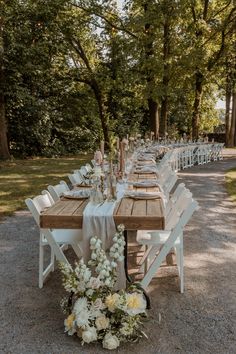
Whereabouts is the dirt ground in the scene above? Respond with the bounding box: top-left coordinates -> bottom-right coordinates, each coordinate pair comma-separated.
0,150 -> 236,354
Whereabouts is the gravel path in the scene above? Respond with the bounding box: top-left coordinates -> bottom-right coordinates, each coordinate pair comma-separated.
0,153 -> 236,354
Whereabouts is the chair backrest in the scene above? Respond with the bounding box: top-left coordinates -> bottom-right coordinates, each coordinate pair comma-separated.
25,193 -> 54,226
162,171 -> 178,195
165,182 -> 185,215
68,172 -> 83,186
47,180 -> 69,202
166,189 -> 192,230
85,163 -> 93,173
91,159 -> 96,167
80,166 -> 88,177
41,190 -> 55,204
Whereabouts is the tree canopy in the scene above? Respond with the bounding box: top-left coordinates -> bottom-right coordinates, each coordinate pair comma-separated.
0,0 -> 235,159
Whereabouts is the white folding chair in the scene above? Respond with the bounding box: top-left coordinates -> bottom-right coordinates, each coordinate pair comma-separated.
137,185 -> 191,271
47,180 -> 70,202
84,163 -> 93,173
137,194 -> 198,293
160,170 -> 178,196
25,193 -> 83,288
80,166 -> 89,177
68,171 -> 84,186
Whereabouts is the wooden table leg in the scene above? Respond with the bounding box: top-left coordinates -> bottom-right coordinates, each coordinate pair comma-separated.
124,230 -> 132,283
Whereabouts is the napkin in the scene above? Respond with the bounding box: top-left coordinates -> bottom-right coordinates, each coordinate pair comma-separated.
134,166 -> 158,174
63,190 -> 91,199
131,181 -> 161,188
124,191 -> 164,200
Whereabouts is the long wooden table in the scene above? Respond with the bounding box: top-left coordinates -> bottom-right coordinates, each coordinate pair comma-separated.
40,172 -> 165,230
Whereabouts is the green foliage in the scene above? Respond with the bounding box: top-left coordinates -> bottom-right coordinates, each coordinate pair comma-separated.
2,0 -> 234,157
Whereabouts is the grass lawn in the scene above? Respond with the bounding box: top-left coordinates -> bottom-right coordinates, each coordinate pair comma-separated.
0,155 -> 91,217
225,168 -> 236,203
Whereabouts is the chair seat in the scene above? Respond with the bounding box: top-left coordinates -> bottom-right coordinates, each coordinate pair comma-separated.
137,230 -> 180,246
49,229 -> 83,244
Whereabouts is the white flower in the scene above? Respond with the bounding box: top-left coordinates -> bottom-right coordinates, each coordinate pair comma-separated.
82,326 -> 97,343
125,293 -> 146,316
92,298 -> 106,311
104,278 -> 111,286
120,322 -> 134,336
102,333 -> 120,350
73,297 -> 88,315
83,268 -> 92,282
64,314 -> 76,336
76,281 -> 86,292
88,277 -> 102,290
75,309 -> 90,328
100,269 -> 107,278
95,315 -> 110,330
105,293 -> 120,312
86,289 -> 94,297
117,224 -> 125,232
90,237 -> 97,245
111,261 -> 117,268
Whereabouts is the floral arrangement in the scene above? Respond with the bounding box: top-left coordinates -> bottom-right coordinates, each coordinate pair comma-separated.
60,224 -> 147,350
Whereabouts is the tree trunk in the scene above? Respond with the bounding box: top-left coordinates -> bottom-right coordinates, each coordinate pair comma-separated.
0,17 -> 10,160
148,98 -> 159,139
0,93 -> 10,160
144,2 -> 159,139
225,78 -> 231,147
160,97 -> 168,137
228,92 -> 236,147
234,93 -> 236,146
91,80 -> 110,149
192,71 -> 203,140
160,15 -> 170,138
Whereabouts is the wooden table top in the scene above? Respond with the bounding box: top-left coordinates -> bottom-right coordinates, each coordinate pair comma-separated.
40,171 -> 165,231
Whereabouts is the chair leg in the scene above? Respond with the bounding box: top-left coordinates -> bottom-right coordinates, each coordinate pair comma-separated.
177,233 -> 184,293
179,246 -> 184,293
39,237 -> 44,289
71,243 -> 83,258
50,247 -> 55,272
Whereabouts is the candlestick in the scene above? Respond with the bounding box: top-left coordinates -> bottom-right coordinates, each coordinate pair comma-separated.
116,137 -> 120,150
94,150 -> 103,166
119,141 -> 124,173
100,140 -> 104,159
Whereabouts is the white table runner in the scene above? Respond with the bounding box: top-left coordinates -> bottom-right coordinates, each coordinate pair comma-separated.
82,197 -> 126,290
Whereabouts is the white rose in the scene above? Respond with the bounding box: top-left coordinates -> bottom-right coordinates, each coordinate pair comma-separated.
88,277 -> 101,290
102,333 -> 120,350
92,298 -> 106,311
95,315 -> 110,330
82,326 -> 97,343
100,269 -> 107,277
